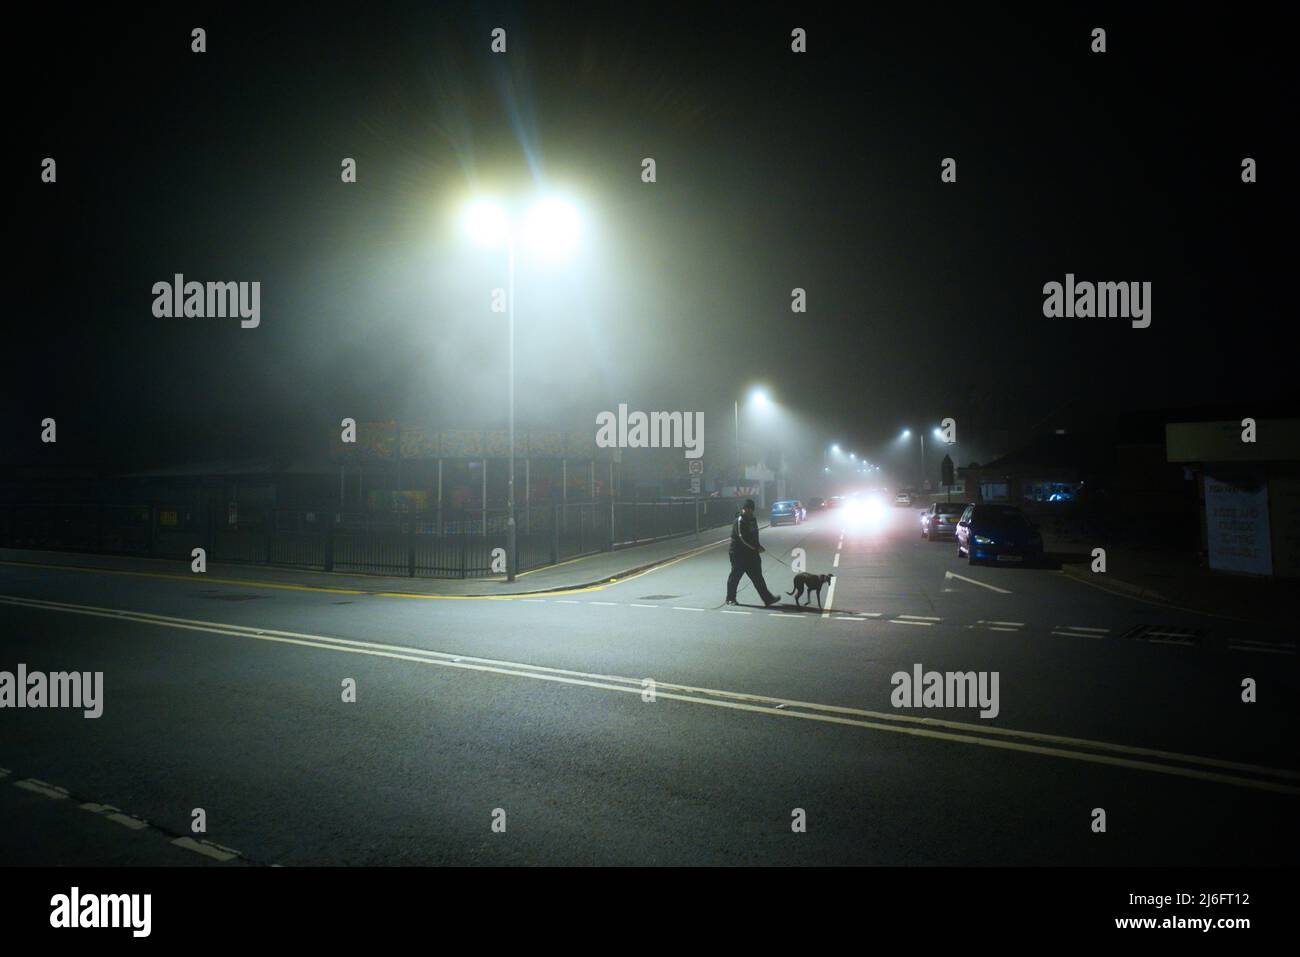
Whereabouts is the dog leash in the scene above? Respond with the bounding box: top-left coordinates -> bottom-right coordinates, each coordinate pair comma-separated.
763,550 -> 790,569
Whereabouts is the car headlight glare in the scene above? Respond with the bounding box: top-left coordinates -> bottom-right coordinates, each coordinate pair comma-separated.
973,535 -> 995,545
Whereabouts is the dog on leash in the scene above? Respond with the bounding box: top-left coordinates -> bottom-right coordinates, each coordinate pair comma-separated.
787,572 -> 834,609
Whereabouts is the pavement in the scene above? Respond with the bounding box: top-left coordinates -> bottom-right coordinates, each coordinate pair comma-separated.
1051,542 -> 1296,627
1,505 -> 1296,866
0,525 -> 754,598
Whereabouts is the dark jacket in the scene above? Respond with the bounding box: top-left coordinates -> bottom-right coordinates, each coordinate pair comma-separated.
730,510 -> 761,556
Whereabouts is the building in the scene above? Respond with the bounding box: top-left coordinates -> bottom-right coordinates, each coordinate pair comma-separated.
1166,418 -> 1300,578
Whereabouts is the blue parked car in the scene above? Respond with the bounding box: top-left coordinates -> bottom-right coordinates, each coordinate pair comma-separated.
770,500 -> 803,526
955,504 -> 1043,565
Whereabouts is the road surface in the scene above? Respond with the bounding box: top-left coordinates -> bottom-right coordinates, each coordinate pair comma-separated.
1,505 -> 1296,865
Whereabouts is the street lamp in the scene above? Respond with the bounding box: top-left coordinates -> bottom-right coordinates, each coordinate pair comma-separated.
901,427 -> 945,490
735,387 -> 773,505
464,194 -> 582,581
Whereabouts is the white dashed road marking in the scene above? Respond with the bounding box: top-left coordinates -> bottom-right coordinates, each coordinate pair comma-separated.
1229,638 -> 1296,655
171,837 -> 240,862
15,779 -> 69,800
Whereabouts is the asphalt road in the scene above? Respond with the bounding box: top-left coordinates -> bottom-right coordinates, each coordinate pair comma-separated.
2,505 -> 1297,865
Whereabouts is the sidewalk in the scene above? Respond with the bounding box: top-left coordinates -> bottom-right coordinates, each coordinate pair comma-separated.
1047,537 -> 1295,627
0,528 -> 742,598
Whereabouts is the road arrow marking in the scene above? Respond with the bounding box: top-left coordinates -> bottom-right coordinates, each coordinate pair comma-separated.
944,571 -> 1011,594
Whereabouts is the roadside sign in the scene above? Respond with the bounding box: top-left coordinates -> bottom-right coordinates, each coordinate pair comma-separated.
688,459 -> 703,475
690,476 -> 701,493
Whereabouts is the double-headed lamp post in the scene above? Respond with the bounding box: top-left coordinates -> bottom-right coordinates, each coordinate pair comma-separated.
901,427 -> 945,490
464,195 -> 581,581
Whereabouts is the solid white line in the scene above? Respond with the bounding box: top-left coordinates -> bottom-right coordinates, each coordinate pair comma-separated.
836,617 -> 869,622
890,619 -> 933,627
1067,626 -> 1109,633
672,607 -> 705,612
629,603 -> 657,608
519,598 -> 547,603
554,600 -> 579,604
833,553 -> 840,568
820,575 -> 838,619
982,621 -> 1024,627
944,571 -> 1012,594
898,615 -> 942,621
1052,630 -> 1102,638
720,609 -> 751,615
589,602 -> 617,606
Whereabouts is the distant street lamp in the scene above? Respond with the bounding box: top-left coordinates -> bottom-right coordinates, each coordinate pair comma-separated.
735,387 -> 773,505
464,194 -> 582,581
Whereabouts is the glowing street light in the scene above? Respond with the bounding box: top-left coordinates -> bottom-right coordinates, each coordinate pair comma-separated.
735,387 -> 777,506
900,426 -> 940,488
463,194 -> 583,581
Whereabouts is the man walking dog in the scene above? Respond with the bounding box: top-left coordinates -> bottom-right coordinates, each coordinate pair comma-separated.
725,499 -> 781,606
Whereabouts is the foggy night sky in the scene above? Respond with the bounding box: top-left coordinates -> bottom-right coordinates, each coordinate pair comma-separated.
5,3 -> 1287,473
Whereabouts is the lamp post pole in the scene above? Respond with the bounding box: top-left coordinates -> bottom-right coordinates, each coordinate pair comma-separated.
920,431 -> 927,491
507,235 -> 517,581
734,399 -> 741,490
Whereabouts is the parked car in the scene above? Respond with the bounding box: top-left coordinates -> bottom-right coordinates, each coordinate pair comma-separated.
894,491 -> 913,507
807,497 -> 826,511
955,504 -> 1043,565
770,500 -> 803,526
921,501 -> 969,540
